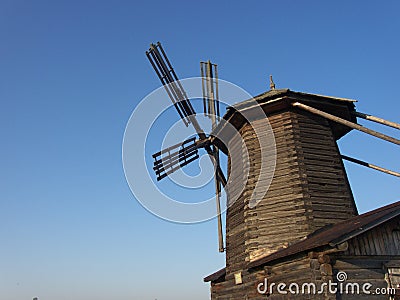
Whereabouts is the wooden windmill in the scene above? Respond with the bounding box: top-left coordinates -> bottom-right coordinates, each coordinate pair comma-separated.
144,42 -> 400,299
201,86 -> 399,299
146,42 -> 226,252
145,42 -> 400,257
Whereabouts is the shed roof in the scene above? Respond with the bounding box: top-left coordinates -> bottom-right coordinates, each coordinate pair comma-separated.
204,200 -> 400,282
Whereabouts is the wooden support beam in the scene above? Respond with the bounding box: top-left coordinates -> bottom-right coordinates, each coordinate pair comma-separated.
292,102 -> 400,145
353,111 -> 400,130
341,155 -> 400,178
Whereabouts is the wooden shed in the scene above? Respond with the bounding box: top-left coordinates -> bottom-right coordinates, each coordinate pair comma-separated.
204,89 -> 400,299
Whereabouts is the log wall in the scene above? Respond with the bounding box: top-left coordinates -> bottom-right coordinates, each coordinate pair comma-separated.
225,108 -> 357,277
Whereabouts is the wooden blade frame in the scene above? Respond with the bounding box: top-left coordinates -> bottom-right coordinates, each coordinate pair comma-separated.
201,61 -> 220,126
146,42 -> 196,127
146,42 -> 228,253
201,60 -> 224,252
213,145 -> 224,252
152,137 -> 200,181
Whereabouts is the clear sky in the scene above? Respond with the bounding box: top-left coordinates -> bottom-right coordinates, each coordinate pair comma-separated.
1,1 -> 399,300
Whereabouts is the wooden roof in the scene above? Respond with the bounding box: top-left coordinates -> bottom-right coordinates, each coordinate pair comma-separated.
232,89 -> 356,112
204,200 -> 400,282
211,89 -> 357,155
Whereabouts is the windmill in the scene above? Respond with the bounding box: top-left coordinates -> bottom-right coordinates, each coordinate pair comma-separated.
146,42 -> 226,252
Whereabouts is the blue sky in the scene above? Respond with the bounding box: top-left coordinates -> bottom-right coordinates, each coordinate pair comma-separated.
1,1 -> 399,299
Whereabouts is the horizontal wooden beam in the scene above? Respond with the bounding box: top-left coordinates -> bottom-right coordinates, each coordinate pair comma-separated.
341,155 -> 400,178
353,111 -> 400,130
292,102 -> 400,145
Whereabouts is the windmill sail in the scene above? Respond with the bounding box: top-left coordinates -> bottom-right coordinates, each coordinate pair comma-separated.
201,60 -> 224,252
146,42 -> 196,127
152,137 -> 200,181
213,144 -> 224,252
146,43 -> 228,253
201,61 -> 220,125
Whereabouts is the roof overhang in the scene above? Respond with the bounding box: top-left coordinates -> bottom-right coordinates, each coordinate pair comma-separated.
211,89 -> 357,155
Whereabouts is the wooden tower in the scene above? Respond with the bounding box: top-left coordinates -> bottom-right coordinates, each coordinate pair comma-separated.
214,89 -> 358,280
